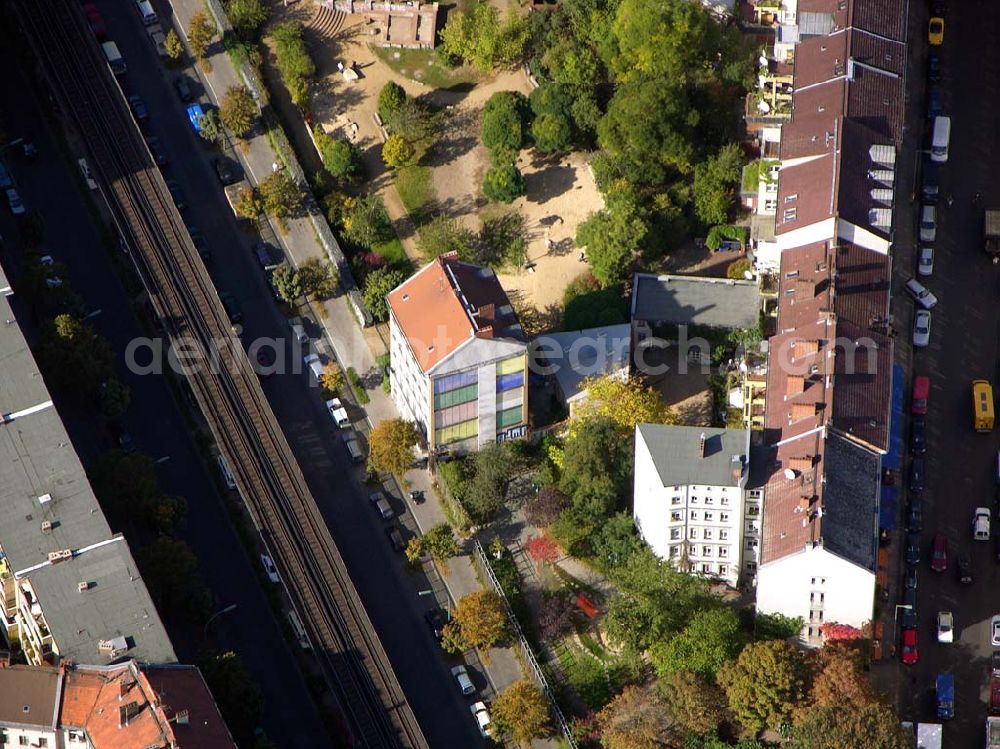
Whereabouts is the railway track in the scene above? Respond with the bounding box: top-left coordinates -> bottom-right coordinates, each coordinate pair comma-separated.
12,3 -> 429,747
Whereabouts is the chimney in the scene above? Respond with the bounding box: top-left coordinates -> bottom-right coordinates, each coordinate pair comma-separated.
119,680 -> 131,700
698,432 -> 706,458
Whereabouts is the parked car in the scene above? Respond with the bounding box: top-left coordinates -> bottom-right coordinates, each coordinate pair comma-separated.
451,665 -> 476,696
957,554 -> 972,584
912,375 -> 930,415
186,103 -> 205,134
289,316 -> 308,344
384,525 -> 405,551
127,94 -> 149,122
902,588 -> 918,628
931,532 -> 948,572
921,161 -> 940,204
219,292 -> 243,326
905,278 -> 938,309
909,456 -> 925,492
975,507 -> 992,542
928,51 -> 941,82
375,497 -> 394,520
918,247 -> 934,276
928,16 -> 944,45
82,2 -> 107,37
906,532 -> 921,566
913,310 -> 931,348
424,608 -> 449,642
901,627 -> 919,665
5,188 -> 25,216
144,136 -> 168,166
260,553 -> 280,584
908,497 -> 923,532
910,417 -> 926,454
213,157 -> 238,186
937,611 -> 954,643
174,75 -> 194,102
919,205 -> 937,242
78,158 -> 97,190
470,702 -> 493,738
253,241 -> 280,270
926,86 -> 942,119
904,565 -> 918,590
0,160 -> 13,189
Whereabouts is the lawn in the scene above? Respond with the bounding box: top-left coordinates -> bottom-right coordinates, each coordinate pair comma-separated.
395,164 -> 433,220
374,236 -> 411,272
371,46 -> 479,89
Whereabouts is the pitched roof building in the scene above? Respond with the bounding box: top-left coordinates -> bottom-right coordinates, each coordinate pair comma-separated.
0,659 -> 236,748
387,254 -> 528,453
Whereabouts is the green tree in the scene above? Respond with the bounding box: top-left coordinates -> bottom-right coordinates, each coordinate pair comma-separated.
727,257 -> 751,280
91,450 -> 160,518
472,210 -> 526,267
164,29 -> 184,60
590,512 -> 642,569
258,171 -> 302,218
271,22 -> 315,109
197,109 -> 222,143
423,524 -> 461,565
560,416 -> 633,521
362,267 -> 406,322
367,418 -> 420,476
38,314 -> 114,399
344,194 -> 394,249
98,378 -> 130,420
611,0 -> 721,83
790,702 -> 912,749
298,257 -> 339,300
417,215 -> 475,261
147,494 -> 187,535
483,163 -> 526,203
443,590 -> 508,655
571,375 -> 671,435
317,133 -> 364,182
492,681 -> 550,744
202,652 -> 263,741
439,2 -> 529,72
271,264 -> 304,304
598,683 -> 679,749
603,549 -> 711,651
660,671 -> 727,736
383,97 -> 438,142
693,143 -> 745,226
377,81 -> 407,120
598,80 -> 697,184
227,0 -> 269,39
382,134 -> 415,168
576,191 -> 648,287
187,11 -> 216,60
719,639 -> 807,734
233,187 -> 263,219
219,85 -> 258,138
650,607 -> 744,681
532,111 -> 572,153
464,443 -> 510,523
754,612 -> 803,641
137,537 -> 199,610
481,91 -> 529,152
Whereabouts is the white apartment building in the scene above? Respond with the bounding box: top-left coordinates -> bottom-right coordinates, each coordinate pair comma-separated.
387,253 -> 528,454
633,424 -> 757,588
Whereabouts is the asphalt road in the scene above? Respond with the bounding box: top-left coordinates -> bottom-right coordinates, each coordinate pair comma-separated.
3,2 -> 485,746
895,1 -> 1000,742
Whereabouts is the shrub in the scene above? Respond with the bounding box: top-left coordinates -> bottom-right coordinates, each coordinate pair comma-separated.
483,163 -> 526,203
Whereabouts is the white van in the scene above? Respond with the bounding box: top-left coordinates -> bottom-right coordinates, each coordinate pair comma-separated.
930,116 -> 951,163
217,454 -> 236,490
135,0 -> 158,25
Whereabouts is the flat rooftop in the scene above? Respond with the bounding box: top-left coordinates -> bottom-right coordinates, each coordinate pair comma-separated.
631,273 -> 761,330
0,268 -> 175,665
534,323 -> 631,404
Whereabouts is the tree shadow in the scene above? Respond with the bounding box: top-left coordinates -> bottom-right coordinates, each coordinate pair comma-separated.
522,161 -> 578,206
425,108 -> 480,166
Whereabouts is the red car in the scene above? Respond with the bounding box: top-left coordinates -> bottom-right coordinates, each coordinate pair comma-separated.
911,375 -> 930,415
82,3 -> 106,38
931,533 -> 948,572
901,628 -> 918,665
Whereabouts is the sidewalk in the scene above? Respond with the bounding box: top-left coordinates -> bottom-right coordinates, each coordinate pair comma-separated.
165,0 -> 545,739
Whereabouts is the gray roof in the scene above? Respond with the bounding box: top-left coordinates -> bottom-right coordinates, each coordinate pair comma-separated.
533,324 -> 631,404
637,424 -> 750,488
820,432 -> 880,572
0,281 -> 175,666
631,274 -> 761,330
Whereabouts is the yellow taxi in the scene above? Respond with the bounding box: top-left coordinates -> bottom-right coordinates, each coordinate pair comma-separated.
928,17 -> 944,46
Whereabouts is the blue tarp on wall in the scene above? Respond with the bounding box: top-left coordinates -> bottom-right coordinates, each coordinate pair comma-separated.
879,364 -> 905,530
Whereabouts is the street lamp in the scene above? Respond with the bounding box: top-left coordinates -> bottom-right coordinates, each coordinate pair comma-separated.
204,603 -> 238,638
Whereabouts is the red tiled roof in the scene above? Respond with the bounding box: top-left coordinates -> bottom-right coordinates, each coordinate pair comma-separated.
387,253 -> 522,373
774,154 -> 838,235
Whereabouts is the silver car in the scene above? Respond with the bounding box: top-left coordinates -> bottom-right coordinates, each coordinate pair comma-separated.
913,310 -> 931,348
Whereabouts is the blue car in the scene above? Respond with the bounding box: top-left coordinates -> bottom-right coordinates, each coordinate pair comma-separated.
927,87 -> 942,119
186,103 -> 204,133
0,161 -> 11,189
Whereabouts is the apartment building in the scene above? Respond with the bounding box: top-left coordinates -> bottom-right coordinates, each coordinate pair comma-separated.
0,659 -> 235,748
747,0 -> 906,645
633,425 -> 758,588
0,268 -> 174,666
387,253 -> 528,454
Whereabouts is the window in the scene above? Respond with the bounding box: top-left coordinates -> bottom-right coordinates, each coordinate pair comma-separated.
671,496 -> 682,505
38,741 -> 47,748
702,546 -> 712,556
496,405 -> 523,429
783,207 -> 797,222
746,504 -> 760,517
704,496 -> 713,505
690,511 -> 699,520
719,513 -> 729,523
746,539 -> 758,549
671,511 -> 682,522
670,528 -> 681,540
496,372 -> 524,392
785,270 -> 800,279
670,546 -> 680,558
719,547 -> 728,558
19,739 -> 28,747
690,496 -> 698,504
702,564 -> 711,574
704,512 -> 714,521
785,193 -> 798,203
719,529 -> 728,540
718,565 -> 727,575
745,561 -> 757,572
703,529 -> 713,540
720,496 -> 730,506
689,528 -> 698,539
